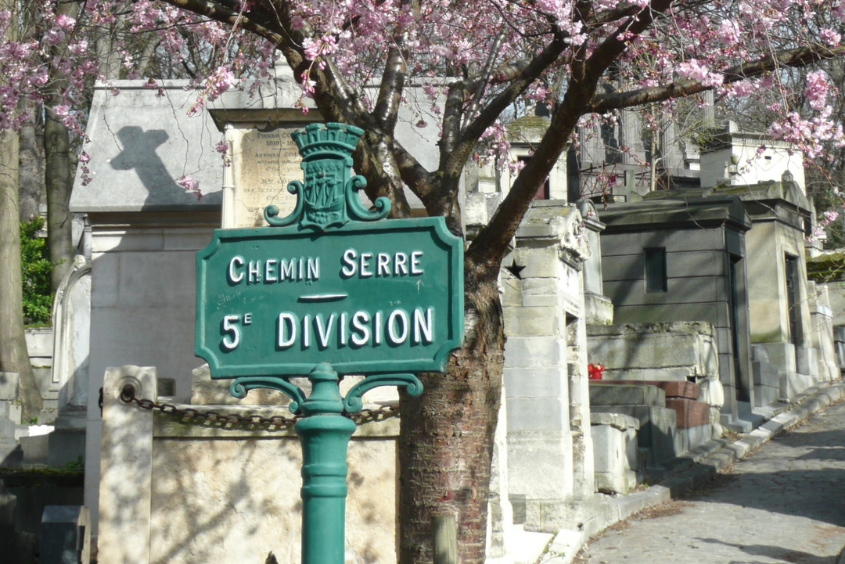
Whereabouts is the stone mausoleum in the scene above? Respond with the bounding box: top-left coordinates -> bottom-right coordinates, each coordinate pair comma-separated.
595,194 -> 753,430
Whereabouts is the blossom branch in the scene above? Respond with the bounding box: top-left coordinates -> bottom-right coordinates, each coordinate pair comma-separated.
590,46 -> 845,113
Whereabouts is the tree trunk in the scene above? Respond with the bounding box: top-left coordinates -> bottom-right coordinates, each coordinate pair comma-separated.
0,127 -> 44,420
398,271 -> 504,564
44,106 -> 74,291
44,0 -> 82,292
18,99 -> 44,222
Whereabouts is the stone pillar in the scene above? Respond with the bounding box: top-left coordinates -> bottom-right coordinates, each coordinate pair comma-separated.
49,255 -> 92,467
576,200 -> 613,325
808,282 -> 839,381
619,109 -> 646,165
486,387 -> 513,558
502,205 -> 594,531
221,124 -> 236,229
660,116 -> 684,172
97,366 -> 156,564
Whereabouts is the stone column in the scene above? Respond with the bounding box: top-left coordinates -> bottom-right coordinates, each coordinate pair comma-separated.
576,200 -> 613,325
97,365 -> 157,564
808,282 -> 839,382
660,115 -> 684,172
502,205 -> 594,531
619,109 -> 646,165
221,124 -> 236,228
486,387 -> 513,558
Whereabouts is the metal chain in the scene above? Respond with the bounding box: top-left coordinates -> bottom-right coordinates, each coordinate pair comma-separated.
116,384 -> 399,431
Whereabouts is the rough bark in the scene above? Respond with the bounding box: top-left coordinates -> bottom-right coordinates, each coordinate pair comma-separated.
18,99 -> 45,222
0,111 -> 44,421
44,0 -> 82,292
398,268 -> 504,564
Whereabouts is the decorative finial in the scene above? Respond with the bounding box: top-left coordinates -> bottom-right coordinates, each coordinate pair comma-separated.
264,123 -> 390,230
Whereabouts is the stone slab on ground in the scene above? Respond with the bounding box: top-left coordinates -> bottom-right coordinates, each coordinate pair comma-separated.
487,525 -> 553,564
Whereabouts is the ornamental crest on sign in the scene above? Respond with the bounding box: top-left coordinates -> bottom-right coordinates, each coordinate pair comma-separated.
264,122 -> 390,231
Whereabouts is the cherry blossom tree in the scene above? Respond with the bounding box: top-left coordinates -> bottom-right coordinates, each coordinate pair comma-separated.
3,0 -> 845,561
0,1 -> 269,418
153,2 -> 845,559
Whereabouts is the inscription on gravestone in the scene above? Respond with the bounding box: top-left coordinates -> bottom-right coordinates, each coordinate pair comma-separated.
234,128 -> 303,228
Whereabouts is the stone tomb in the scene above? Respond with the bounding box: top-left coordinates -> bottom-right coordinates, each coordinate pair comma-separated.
599,195 -> 754,431
709,176 -> 830,403
501,202 -> 596,530
229,127 -> 306,227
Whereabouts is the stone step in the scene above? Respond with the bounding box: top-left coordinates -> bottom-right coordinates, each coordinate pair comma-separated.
665,398 -> 710,428
589,384 -> 665,407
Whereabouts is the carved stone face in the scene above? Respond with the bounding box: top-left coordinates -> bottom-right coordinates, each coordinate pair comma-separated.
302,158 -> 348,228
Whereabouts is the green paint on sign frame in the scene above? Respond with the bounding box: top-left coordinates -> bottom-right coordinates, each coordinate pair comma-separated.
195,218 -> 463,378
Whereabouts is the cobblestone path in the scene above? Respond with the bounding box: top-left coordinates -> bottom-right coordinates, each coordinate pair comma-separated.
575,400 -> 845,564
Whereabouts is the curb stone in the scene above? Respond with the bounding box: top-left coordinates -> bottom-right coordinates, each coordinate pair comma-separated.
537,381 -> 845,564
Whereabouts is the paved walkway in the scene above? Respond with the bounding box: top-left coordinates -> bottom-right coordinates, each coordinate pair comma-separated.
575,400 -> 845,564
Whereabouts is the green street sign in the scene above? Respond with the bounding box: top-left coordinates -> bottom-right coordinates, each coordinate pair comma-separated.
195,219 -> 463,377
195,123 -> 463,379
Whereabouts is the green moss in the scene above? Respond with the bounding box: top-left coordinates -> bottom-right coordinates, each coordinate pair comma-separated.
0,467 -> 84,488
750,330 -> 784,344
806,253 -> 845,283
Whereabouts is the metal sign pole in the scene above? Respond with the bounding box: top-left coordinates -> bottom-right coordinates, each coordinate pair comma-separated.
296,363 -> 356,564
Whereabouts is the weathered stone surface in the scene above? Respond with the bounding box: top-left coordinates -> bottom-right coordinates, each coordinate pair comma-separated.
591,424 -> 638,495
584,292 -> 614,326
597,380 -> 700,400
795,346 -> 818,377
591,405 -> 677,466
231,127 -> 305,228
149,437 -> 396,564
589,384 -> 665,407
590,412 -> 640,431
587,322 -> 719,381
39,506 -> 91,564
69,82 -> 224,213
665,398 -> 711,429
190,363 -> 286,406
98,365 -> 157,564
698,379 -> 725,408
0,372 -> 19,401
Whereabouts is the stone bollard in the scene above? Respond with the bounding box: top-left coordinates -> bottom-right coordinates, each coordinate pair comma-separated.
97,366 -> 157,564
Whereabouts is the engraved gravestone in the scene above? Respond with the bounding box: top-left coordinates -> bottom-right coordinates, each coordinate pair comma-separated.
234,128 -> 304,228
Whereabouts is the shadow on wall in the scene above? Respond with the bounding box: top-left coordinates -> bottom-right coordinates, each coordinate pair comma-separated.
110,126 -> 222,208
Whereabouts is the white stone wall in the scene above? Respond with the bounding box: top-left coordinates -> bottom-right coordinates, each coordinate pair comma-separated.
98,366 -> 398,564
700,141 -> 805,192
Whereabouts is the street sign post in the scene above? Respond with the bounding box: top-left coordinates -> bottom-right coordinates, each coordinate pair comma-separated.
195,123 -> 463,564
